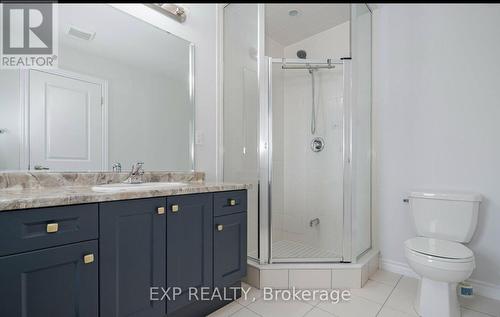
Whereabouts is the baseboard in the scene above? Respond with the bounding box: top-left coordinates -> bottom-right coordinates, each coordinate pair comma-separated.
380,258 -> 419,278
380,258 -> 500,301
467,278 -> 500,301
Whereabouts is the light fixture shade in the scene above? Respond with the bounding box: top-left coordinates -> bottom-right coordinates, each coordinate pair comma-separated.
145,3 -> 187,23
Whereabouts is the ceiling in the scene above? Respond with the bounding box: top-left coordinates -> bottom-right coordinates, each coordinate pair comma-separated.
58,4 -> 191,76
265,4 -> 350,46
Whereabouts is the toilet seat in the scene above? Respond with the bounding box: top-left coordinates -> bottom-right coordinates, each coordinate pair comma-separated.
405,237 -> 475,283
405,237 -> 473,262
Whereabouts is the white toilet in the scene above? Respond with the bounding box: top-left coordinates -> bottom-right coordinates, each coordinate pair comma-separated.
405,191 -> 482,317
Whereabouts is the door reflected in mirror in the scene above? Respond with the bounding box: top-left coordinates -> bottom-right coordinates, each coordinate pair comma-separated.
0,4 -> 194,172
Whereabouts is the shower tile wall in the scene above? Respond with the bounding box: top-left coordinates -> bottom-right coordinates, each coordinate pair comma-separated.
281,67 -> 344,256
268,21 -> 350,258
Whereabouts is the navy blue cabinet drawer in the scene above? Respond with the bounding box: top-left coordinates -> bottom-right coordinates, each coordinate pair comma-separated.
0,204 -> 98,256
213,190 -> 247,216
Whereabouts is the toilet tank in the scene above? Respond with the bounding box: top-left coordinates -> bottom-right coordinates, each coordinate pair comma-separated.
409,191 -> 482,243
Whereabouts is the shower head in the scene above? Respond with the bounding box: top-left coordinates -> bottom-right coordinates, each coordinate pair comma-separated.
296,50 -> 307,59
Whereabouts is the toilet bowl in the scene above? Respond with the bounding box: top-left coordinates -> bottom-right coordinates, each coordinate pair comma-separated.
405,237 -> 475,317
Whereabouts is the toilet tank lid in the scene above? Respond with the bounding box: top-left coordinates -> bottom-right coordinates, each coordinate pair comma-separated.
409,191 -> 482,202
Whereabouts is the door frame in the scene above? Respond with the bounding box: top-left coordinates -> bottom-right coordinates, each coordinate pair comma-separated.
19,68 -> 109,171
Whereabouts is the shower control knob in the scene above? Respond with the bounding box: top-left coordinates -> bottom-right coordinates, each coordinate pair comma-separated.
311,137 -> 325,152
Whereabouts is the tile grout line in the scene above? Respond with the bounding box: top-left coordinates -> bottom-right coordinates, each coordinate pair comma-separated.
300,302 -> 318,317
225,302 -> 245,317
375,274 -> 403,317
313,304 -> 340,317
243,297 -> 265,317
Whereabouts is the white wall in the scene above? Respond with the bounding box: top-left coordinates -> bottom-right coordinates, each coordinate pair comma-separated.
114,4 -> 218,180
373,4 -> 500,287
284,21 -> 349,59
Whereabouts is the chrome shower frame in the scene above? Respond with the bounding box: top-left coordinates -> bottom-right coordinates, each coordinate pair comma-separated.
258,57 -> 353,264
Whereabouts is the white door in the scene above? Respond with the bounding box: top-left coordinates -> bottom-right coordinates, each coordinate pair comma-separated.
29,70 -> 104,171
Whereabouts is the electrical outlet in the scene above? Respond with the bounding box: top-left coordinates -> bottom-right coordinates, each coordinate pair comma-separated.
195,131 -> 204,145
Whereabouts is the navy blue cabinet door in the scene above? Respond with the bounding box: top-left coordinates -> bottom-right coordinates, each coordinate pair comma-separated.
0,240 -> 98,317
214,213 -> 247,287
100,198 -> 166,317
167,194 -> 213,314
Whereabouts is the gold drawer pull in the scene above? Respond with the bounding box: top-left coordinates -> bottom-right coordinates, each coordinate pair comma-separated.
171,204 -> 179,213
83,254 -> 94,264
228,199 -> 236,206
157,207 -> 165,215
46,223 -> 59,233
217,224 -> 224,232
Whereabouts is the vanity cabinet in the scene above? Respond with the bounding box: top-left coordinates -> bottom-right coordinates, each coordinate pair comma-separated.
166,194 -> 213,315
0,241 -> 99,316
0,190 -> 247,317
0,206 -> 99,317
100,198 -> 167,317
214,212 -> 247,287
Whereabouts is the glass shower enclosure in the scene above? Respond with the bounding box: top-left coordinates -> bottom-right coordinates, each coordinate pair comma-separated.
223,4 -> 372,264
267,58 -> 348,262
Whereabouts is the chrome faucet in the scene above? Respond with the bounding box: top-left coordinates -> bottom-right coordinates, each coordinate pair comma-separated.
112,162 -> 122,173
123,162 -> 145,184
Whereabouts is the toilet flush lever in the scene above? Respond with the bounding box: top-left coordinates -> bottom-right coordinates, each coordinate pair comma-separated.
403,198 -> 409,203
309,218 -> 320,227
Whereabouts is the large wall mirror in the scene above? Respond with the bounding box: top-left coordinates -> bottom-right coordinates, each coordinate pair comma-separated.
0,4 -> 195,172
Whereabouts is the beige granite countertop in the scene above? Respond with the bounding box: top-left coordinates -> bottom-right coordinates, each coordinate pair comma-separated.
0,171 -> 249,212
0,182 -> 250,212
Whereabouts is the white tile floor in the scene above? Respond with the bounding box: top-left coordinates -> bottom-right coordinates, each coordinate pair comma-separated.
208,270 -> 500,317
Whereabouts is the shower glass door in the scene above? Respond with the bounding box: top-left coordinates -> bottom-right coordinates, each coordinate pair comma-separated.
269,58 -> 346,262
222,4 -> 264,262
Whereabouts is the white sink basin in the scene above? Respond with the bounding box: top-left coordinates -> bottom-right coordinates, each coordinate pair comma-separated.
92,182 -> 188,192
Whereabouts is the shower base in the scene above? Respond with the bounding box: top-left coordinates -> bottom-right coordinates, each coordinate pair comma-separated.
272,240 -> 340,260
248,239 -> 340,261
244,249 -> 380,290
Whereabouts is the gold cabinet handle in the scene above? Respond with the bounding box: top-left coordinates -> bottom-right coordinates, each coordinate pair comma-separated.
83,254 -> 94,264
228,199 -> 236,206
46,223 -> 59,233
217,224 -> 224,232
171,204 -> 179,213
157,207 -> 165,215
